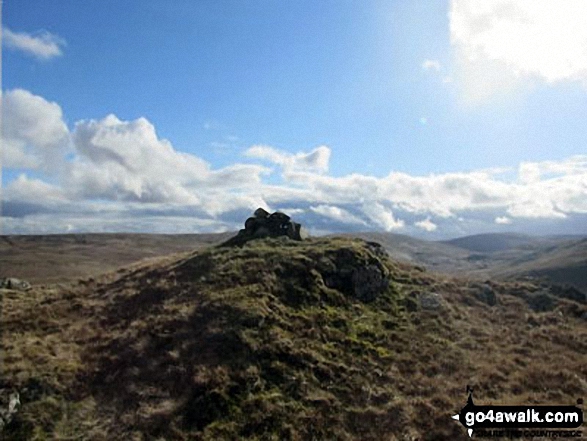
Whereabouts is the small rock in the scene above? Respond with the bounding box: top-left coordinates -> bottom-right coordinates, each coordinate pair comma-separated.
526,290 -> 557,312
475,284 -> 498,306
0,390 -> 20,431
0,278 -> 32,291
420,292 -> 443,310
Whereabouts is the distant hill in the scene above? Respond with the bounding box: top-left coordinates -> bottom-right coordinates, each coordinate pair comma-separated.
443,232 -> 551,253
0,232 -> 233,284
487,237 -> 587,291
2,231 -> 586,292
330,232 -> 474,274
341,232 -> 587,292
2,236 -> 585,439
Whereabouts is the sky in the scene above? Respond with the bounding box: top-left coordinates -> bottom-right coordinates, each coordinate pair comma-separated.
1,0 -> 587,238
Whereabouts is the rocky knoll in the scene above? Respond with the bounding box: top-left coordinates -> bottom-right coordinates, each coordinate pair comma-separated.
1,233 -> 586,440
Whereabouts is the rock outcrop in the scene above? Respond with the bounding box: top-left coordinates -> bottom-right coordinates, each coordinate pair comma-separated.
222,208 -> 307,246
316,245 -> 390,303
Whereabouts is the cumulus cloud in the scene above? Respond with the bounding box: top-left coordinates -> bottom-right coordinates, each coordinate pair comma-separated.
361,202 -> 404,231
245,145 -> 331,174
450,0 -> 587,102
66,114 -> 270,207
6,174 -> 67,204
3,28 -> 66,60
309,205 -> 366,226
2,89 -> 70,169
3,89 -> 587,235
415,218 -> 437,232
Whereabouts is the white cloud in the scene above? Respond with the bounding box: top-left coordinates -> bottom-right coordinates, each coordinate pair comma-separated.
361,202 -> 404,231
245,145 -> 331,174
450,0 -> 587,102
309,205 -> 366,226
67,114 -> 269,206
3,89 -> 587,235
6,174 -> 67,204
495,216 -> 512,224
1,89 -> 70,169
415,218 -> 437,232
422,59 -> 441,71
3,28 -> 65,60
518,162 -> 541,184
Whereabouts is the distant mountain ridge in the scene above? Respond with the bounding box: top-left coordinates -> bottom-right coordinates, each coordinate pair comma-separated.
2,231 -> 585,292
443,232 -> 550,253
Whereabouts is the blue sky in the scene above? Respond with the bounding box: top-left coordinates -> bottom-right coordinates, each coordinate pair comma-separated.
2,0 -> 587,237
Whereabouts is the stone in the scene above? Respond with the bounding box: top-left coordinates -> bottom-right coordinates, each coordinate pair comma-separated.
526,290 -> 557,312
254,207 -> 270,218
365,241 -> 389,259
420,292 -> 443,310
0,390 -> 20,431
0,278 -> 32,291
475,284 -> 498,306
319,247 -> 389,302
351,264 -> 389,302
221,208 -> 307,246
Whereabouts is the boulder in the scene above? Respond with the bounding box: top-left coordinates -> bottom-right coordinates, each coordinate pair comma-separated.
319,247 -> 389,302
0,390 -> 20,431
475,284 -> 498,306
420,292 -> 443,311
254,207 -> 270,219
526,290 -> 557,312
0,278 -> 32,291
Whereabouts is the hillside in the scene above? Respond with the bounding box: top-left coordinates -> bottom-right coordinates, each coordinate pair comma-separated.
334,232 -> 474,274
341,232 -> 587,292
0,233 -> 233,284
485,238 -> 587,292
442,233 -> 551,253
1,236 -> 586,440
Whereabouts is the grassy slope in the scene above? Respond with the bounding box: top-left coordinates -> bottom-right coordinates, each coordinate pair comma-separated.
486,239 -> 587,291
1,237 -> 586,440
0,233 -> 233,284
442,233 -> 549,253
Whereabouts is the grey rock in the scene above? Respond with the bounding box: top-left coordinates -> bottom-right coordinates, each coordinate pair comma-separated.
319,248 -> 389,303
222,208 -> 307,246
0,391 -> 20,431
365,241 -> 389,259
351,264 -> 389,302
526,290 -> 557,312
254,207 -> 270,219
475,284 -> 498,306
420,292 -> 443,310
0,278 -> 32,291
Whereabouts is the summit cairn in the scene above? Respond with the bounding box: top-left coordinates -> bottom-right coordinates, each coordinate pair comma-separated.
222,208 -> 307,246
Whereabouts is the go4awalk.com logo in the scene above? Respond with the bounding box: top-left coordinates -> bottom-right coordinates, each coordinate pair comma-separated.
452,386 -> 584,438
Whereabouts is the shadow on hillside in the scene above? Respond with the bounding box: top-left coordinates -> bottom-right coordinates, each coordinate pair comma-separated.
82,257 -> 258,435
